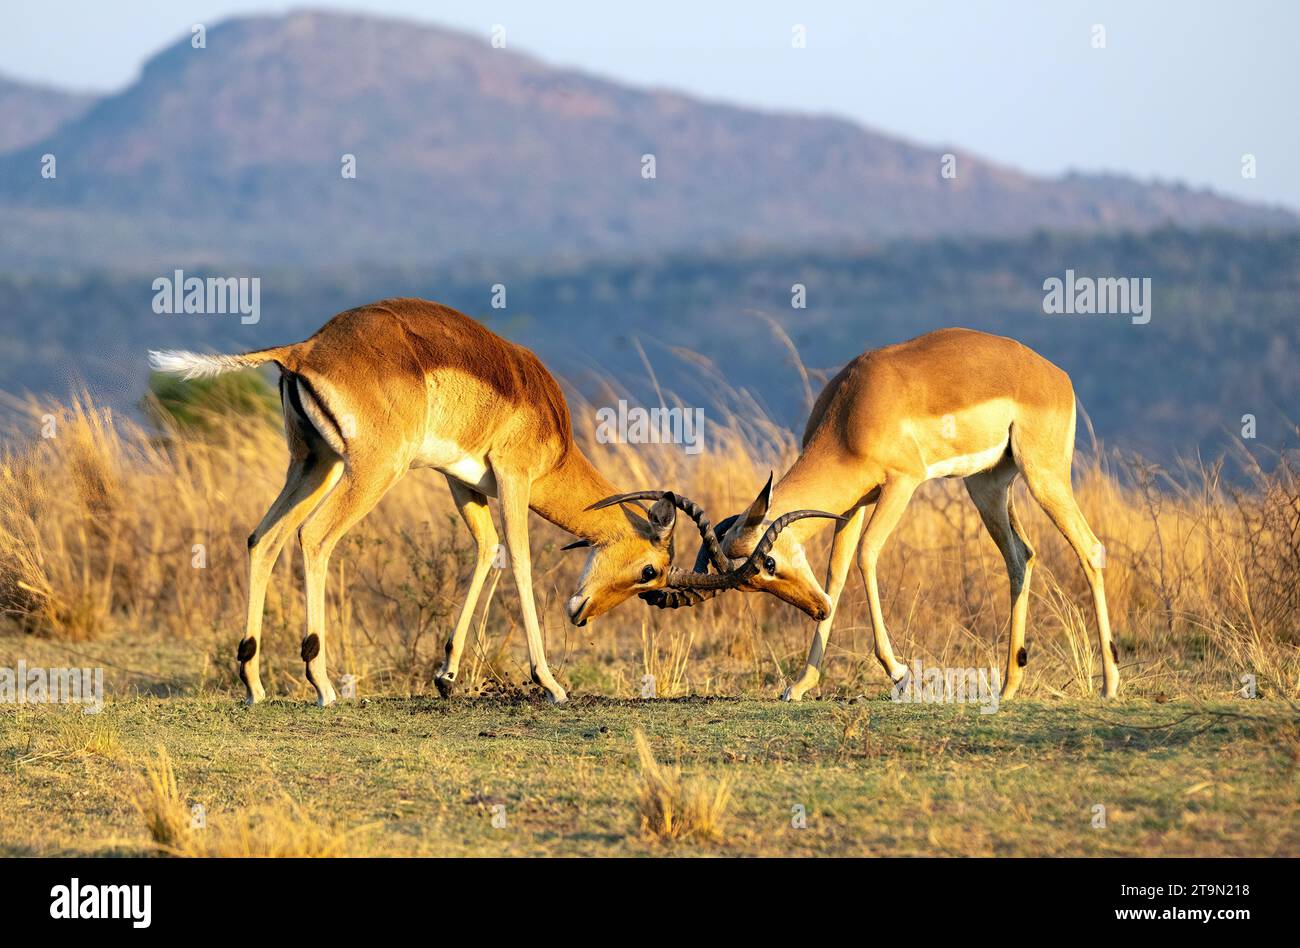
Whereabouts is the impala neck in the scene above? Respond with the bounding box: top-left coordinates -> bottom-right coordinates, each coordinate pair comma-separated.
769,453 -> 878,545
530,445 -> 632,542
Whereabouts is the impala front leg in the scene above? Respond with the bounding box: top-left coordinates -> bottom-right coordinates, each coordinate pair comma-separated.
497,475 -> 568,703
858,478 -> 916,685
782,504 -> 867,701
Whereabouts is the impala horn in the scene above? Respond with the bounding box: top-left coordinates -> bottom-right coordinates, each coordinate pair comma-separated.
587,491 -> 733,573
639,513 -> 740,609
643,509 -> 846,609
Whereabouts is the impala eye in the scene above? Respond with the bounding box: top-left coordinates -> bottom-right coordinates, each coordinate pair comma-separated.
763,556 -> 777,574
640,565 -> 658,583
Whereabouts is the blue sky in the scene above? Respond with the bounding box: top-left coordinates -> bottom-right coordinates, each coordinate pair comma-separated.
5,1 -> 1297,209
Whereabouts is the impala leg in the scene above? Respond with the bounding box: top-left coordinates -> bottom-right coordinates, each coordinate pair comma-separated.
297,467 -> 399,706
965,464 -> 1036,700
1022,468 -> 1119,698
497,475 -> 567,703
857,477 -> 917,684
241,453 -> 343,704
435,478 -> 499,698
782,504 -> 867,702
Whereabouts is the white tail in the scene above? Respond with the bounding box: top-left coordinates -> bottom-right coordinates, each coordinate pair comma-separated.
148,348 -> 285,380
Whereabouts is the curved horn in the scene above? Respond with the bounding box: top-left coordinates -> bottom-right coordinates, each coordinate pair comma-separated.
729,509 -> 847,581
640,586 -> 723,609
648,508 -> 845,601
588,491 -> 732,573
640,513 -> 743,610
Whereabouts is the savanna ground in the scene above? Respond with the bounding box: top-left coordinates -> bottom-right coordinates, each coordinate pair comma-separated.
1,373 -> 1298,856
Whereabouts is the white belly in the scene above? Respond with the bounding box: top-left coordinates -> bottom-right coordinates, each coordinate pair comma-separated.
924,439 -> 1009,480
412,437 -> 497,495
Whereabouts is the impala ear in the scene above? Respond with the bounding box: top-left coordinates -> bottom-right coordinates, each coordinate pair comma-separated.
646,493 -> 676,545
561,539 -> 592,551
619,504 -> 652,536
742,472 -> 774,530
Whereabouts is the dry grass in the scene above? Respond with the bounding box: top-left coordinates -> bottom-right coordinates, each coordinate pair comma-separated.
632,729 -> 731,842
0,381 -> 1298,703
131,745 -> 192,854
129,744 -> 363,857
49,712 -> 122,760
641,619 -> 694,698
4,694 -> 1295,857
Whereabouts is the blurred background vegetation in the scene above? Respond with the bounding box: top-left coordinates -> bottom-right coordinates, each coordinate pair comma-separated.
3,227 -> 1297,470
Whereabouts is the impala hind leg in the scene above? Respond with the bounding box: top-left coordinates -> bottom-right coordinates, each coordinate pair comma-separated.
965,461 -> 1036,699
297,466 -> 400,706
1021,464 -> 1119,698
496,475 -> 566,703
435,478 -> 499,698
241,453 -> 343,703
782,504 -> 867,701
858,478 -> 918,684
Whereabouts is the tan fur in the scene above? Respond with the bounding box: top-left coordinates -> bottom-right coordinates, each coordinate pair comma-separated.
720,328 -> 1120,701
158,298 -> 680,705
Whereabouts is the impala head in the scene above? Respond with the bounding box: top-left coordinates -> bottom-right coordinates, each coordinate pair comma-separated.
630,474 -> 843,620
563,495 -> 679,625
711,475 -> 834,621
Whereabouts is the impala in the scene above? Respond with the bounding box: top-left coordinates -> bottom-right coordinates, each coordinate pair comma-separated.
640,328 -> 1120,701
150,297 -> 720,706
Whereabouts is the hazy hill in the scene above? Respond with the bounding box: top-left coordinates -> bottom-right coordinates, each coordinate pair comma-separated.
0,10 -> 1293,270
0,74 -> 97,153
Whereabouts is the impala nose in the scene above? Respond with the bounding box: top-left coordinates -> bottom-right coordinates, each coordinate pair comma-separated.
567,596 -> 590,626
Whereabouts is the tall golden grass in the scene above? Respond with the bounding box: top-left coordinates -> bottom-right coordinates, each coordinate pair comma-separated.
1,382 -> 1297,701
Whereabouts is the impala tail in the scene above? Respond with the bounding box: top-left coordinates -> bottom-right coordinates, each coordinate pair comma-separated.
147,345 -> 297,380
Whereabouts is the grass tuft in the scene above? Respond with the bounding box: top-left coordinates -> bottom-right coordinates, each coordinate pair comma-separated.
129,744 -> 364,857
130,745 -> 193,855
633,729 -> 731,843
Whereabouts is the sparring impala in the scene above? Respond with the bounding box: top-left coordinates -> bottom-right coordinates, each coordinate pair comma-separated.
641,328 -> 1120,701
150,297 -> 722,706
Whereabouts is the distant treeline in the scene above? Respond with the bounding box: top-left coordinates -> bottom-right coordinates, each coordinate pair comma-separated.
1,227 -> 1296,467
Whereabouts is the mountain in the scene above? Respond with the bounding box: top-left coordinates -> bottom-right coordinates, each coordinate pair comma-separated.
0,10 -> 1294,270
0,74 -> 97,153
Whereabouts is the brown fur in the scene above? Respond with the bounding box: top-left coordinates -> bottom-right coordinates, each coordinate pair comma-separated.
721,328 -> 1121,701
160,298 -> 681,707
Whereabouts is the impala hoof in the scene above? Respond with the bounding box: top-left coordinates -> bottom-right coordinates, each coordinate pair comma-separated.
782,666 -> 819,701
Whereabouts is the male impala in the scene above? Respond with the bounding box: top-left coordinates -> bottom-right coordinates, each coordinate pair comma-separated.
150,297 -> 718,706
644,328 -> 1120,701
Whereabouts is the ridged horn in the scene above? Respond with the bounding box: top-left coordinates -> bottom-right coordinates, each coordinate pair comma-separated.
587,490 -> 732,573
